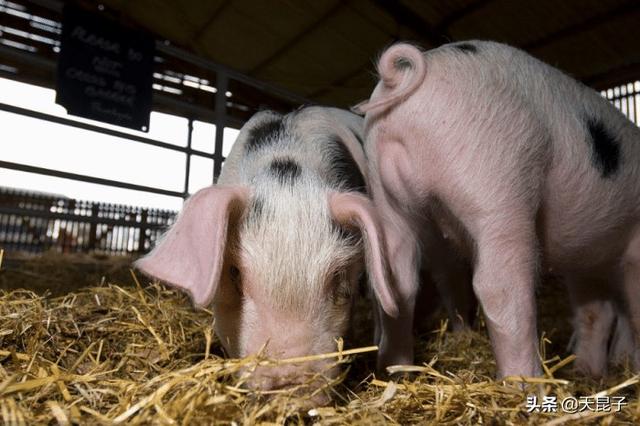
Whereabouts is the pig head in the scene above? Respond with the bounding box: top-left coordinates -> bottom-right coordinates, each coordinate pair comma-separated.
136,107 -> 398,400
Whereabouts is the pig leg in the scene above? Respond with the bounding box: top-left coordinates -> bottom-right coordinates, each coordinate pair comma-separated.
376,216 -> 420,374
566,277 -> 615,378
422,223 -> 475,330
565,275 -> 615,378
610,311 -> 635,366
620,228 -> 640,369
372,295 -> 383,346
436,264 -> 475,331
429,255 -> 475,331
412,266 -> 445,333
472,216 -> 541,378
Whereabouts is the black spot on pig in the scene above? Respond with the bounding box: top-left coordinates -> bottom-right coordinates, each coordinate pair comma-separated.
246,116 -> 285,153
452,43 -> 478,54
586,117 -> 620,178
269,158 -> 301,184
326,136 -> 366,193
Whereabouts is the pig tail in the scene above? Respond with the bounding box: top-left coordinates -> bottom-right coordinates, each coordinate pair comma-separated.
353,43 -> 426,115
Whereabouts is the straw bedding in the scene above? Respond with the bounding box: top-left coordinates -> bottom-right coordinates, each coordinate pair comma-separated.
0,251 -> 638,425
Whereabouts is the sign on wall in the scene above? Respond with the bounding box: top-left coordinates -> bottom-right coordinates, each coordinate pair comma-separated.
56,6 -> 155,132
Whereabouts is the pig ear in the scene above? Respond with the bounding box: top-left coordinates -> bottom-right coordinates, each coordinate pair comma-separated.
328,192 -> 399,318
135,185 -> 249,307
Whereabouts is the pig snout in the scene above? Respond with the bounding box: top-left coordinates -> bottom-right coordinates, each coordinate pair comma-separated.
243,361 -> 337,406
247,362 -> 335,389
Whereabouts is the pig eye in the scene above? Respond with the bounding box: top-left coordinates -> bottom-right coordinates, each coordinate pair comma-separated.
334,282 -> 351,301
332,271 -> 351,302
229,265 -> 242,295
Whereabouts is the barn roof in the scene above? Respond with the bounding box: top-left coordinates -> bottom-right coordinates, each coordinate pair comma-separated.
2,0 -> 640,116
97,0 -> 640,107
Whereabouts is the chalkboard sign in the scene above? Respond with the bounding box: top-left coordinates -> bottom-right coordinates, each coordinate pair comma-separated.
56,6 -> 155,131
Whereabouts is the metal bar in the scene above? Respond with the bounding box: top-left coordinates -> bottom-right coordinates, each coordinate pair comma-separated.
0,43 -> 56,72
138,209 -> 148,253
0,44 -> 243,134
157,44 -> 312,107
0,101 -> 215,159
154,91 -> 244,129
607,94 -> 633,102
0,207 -> 170,229
213,73 -> 228,181
0,207 -> 169,230
0,160 -> 185,198
625,85 -> 631,119
184,118 -> 192,196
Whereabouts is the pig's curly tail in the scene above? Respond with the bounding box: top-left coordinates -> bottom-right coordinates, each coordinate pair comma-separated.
352,43 -> 426,115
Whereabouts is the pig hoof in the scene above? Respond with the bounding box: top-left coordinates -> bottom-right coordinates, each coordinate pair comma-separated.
574,357 -> 606,379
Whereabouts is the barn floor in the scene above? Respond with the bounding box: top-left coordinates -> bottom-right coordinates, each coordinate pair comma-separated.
0,252 -> 638,425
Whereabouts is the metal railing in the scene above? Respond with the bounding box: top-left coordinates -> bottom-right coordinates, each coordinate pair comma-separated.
0,0 -> 311,204
0,102 -> 214,199
0,187 -> 176,254
602,81 -> 640,125
0,0 -> 314,256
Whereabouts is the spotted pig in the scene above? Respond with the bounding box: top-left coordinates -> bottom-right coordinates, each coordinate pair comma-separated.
355,40 -> 640,378
136,106 -> 394,403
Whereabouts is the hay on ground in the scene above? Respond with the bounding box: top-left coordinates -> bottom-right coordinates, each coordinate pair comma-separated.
0,253 -> 638,424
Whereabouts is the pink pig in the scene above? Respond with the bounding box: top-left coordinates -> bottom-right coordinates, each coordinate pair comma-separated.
135,106 -> 398,402
355,41 -> 640,378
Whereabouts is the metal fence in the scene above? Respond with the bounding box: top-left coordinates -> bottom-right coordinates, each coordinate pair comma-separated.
0,0 -> 310,202
0,0 -> 311,256
602,81 -> 640,125
0,187 -> 176,254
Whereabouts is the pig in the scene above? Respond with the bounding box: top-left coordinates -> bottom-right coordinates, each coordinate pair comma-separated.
354,40 -> 640,379
135,106 -> 398,402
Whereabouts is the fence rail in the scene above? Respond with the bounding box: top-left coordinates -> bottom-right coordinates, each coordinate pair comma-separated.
0,187 -> 176,255
0,0 -> 310,207
602,81 -> 640,125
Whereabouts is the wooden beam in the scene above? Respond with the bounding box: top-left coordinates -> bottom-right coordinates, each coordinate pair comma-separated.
524,0 -> 640,51
371,0 -> 447,47
192,0 -> 231,44
307,62 -> 371,99
434,0 -> 493,35
248,2 -> 344,75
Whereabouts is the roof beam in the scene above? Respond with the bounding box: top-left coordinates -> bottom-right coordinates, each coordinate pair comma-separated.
585,61 -> 640,90
247,2 -> 344,75
434,0 -> 493,35
312,1 -> 494,102
307,62 -> 370,99
524,0 -> 640,51
192,0 -> 231,44
371,0 -> 446,47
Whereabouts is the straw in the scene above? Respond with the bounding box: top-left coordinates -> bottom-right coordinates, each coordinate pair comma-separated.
0,252 -> 638,424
